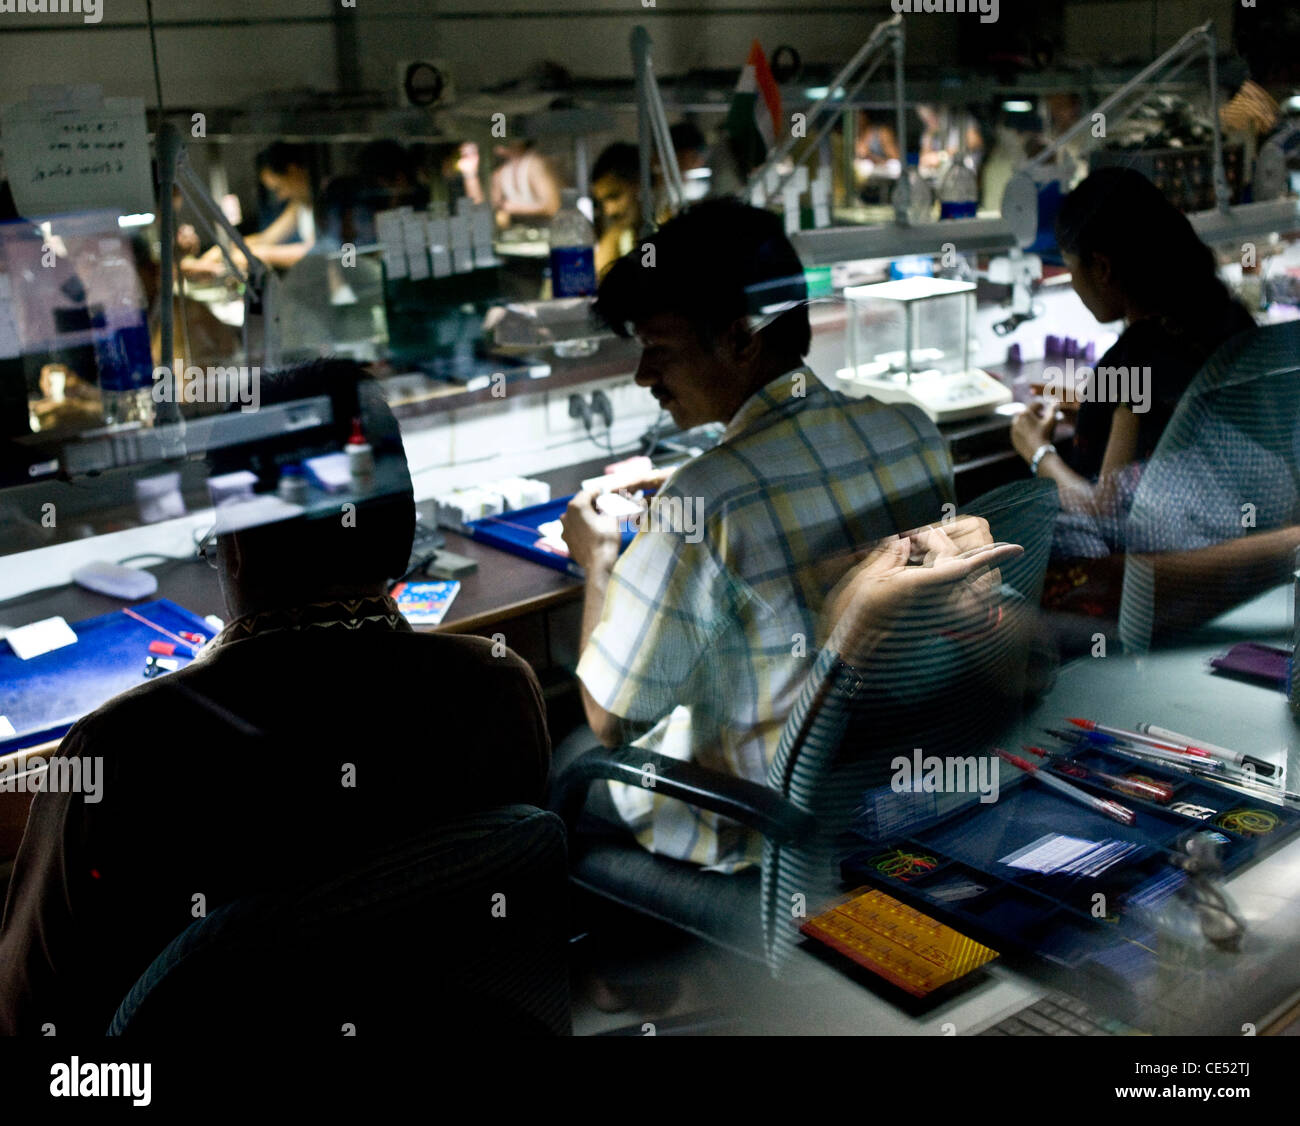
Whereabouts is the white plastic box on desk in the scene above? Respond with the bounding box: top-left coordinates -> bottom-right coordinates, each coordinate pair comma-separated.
835,276 -> 1012,423
431,476 -> 551,531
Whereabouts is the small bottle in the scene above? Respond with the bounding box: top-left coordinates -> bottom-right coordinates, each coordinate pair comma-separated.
277,462 -> 309,505
937,158 -> 979,220
548,188 -> 596,299
345,417 -> 374,485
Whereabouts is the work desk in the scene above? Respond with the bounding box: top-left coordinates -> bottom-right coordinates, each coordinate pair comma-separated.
0,405 -> 1024,874
759,585 -> 1300,1036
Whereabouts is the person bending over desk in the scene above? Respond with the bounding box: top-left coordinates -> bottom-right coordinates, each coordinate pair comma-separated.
0,359 -> 550,1036
185,142 -> 317,279
556,199 -> 957,874
1010,167 -> 1255,619
590,142 -> 642,279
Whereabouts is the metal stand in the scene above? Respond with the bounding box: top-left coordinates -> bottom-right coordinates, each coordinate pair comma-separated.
155,121 -> 282,396
743,14 -> 909,224
631,26 -> 686,236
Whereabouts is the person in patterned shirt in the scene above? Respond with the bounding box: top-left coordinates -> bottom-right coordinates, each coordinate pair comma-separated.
557,200 -> 957,874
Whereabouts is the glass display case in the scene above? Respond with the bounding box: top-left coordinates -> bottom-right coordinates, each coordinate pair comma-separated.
836,275 -> 1011,422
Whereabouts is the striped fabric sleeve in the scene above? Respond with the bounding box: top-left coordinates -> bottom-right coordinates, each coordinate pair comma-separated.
577,519 -> 743,726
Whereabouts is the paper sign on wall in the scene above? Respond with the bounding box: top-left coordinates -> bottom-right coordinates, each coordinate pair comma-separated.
1,86 -> 153,220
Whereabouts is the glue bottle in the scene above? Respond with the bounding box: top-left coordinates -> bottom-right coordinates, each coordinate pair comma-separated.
345,417 -> 374,486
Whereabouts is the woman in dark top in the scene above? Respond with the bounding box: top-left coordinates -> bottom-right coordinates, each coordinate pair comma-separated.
1010,166 -> 1255,615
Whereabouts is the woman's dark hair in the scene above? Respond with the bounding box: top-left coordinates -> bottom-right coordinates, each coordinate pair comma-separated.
1056,166 -> 1240,340
591,142 -> 640,186
256,142 -> 311,176
594,197 -> 810,361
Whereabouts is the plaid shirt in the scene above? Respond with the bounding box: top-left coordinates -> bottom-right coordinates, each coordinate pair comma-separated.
577,368 -> 954,872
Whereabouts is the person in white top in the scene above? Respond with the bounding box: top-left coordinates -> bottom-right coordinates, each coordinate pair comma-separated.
490,140 -> 561,230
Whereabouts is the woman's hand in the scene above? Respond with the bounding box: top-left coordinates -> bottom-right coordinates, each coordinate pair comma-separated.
1011,398 -> 1058,463
457,142 -> 480,179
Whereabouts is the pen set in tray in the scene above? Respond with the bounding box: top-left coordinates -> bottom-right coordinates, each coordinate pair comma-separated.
1042,717 -> 1297,808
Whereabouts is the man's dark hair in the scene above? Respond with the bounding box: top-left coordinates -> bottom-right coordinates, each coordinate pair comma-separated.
357,140 -> 417,185
593,198 -> 811,360
669,121 -> 706,156
591,142 -> 640,186
207,359 -> 415,588
256,142 -> 311,176
315,174 -> 371,245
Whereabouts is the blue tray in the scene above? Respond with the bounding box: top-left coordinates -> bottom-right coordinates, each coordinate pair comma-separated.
464,495 -> 637,577
843,744 -> 1300,985
0,598 -> 214,753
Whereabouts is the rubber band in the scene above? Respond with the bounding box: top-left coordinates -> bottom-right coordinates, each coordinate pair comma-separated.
1214,808 -> 1279,836
870,849 -> 938,881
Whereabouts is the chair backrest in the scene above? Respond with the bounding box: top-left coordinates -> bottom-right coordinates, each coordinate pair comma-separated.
759,478 -> 1057,973
1119,322 -> 1300,650
109,805 -> 571,1036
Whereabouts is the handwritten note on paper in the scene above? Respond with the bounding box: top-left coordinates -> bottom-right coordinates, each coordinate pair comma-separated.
1,89 -> 153,220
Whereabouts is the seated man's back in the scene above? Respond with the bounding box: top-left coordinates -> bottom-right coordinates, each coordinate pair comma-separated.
579,369 -> 952,870
564,200 -> 957,873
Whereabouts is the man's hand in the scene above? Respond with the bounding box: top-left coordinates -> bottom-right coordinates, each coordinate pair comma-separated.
823,516 -> 1023,665
566,489 -> 629,747
604,465 -> 673,495
561,490 -> 622,574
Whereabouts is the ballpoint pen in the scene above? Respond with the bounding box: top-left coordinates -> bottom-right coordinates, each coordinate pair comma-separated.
1044,727 -> 1224,772
995,748 -> 1137,826
1134,722 -> 1278,778
1023,746 -> 1173,803
1066,718 -> 1218,762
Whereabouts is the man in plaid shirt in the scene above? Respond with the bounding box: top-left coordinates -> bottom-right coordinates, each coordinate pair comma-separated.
559,200 -> 955,873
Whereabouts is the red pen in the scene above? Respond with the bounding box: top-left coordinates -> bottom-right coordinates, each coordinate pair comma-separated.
996,748 -> 1137,827
1023,746 -> 1173,804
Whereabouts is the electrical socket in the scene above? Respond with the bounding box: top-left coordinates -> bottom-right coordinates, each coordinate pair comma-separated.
589,389 -> 614,429
546,390 -> 589,434
568,392 -> 593,429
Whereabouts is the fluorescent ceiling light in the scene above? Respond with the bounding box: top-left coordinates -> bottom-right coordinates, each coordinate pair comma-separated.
1002,100 -> 1034,113
118,213 -> 156,228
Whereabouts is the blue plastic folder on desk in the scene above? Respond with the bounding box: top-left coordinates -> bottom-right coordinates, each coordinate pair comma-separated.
0,599 -> 212,754
464,495 -> 637,576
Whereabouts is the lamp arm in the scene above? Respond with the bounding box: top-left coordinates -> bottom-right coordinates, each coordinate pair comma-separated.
1021,20 -> 1228,212
742,15 -> 907,209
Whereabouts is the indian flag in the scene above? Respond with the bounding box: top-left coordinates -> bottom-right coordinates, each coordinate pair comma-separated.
726,40 -> 783,179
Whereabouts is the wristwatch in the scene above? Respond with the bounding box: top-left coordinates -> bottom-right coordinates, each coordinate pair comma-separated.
1029,443 -> 1057,476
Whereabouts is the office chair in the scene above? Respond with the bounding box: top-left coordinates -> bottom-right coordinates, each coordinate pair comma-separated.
552,478 -> 1058,977
109,805 -> 571,1036
1119,321 -> 1300,651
